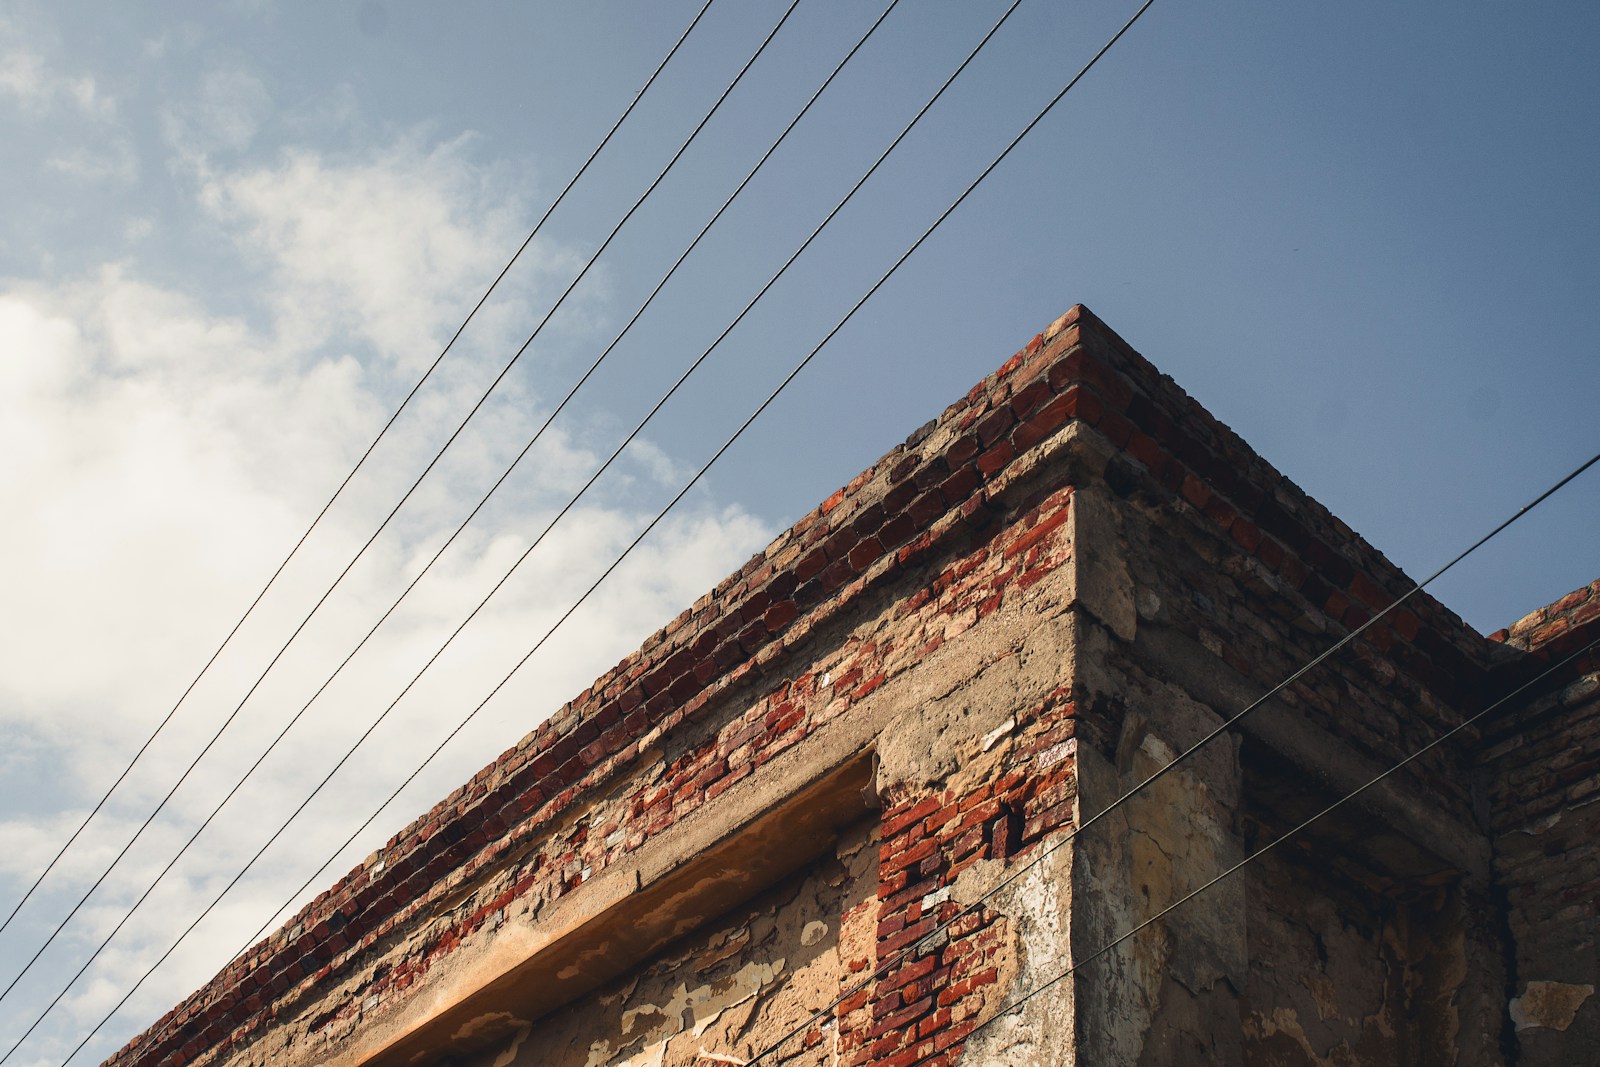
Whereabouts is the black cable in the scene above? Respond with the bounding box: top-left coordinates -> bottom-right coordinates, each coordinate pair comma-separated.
97,0 -> 894,999
231,0 -> 908,954
6,0 -> 918,1057
960,633 -> 1600,1046
745,432 -> 1599,1063
219,0 -> 1030,956
213,0 -> 1031,954
0,0 -> 794,1029
44,0 -> 1130,1058
0,0 -> 717,943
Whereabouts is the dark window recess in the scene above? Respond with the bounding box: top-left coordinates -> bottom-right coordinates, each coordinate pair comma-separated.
988,802 -> 1023,860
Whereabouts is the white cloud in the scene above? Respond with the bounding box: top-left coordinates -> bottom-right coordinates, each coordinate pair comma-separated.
65,73 -> 113,120
199,135 -> 593,374
141,24 -> 205,63
0,49 -> 47,104
0,270 -> 373,735
0,48 -> 114,120
0,131 -> 773,1062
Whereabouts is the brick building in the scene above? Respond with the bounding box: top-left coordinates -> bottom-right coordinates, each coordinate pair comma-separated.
108,307 -> 1598,1066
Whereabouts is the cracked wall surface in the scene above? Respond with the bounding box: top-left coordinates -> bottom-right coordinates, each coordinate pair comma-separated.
110,307 -> 1600,1067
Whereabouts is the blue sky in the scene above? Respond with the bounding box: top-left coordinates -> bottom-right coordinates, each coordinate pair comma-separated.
0,1 -> 1596,1062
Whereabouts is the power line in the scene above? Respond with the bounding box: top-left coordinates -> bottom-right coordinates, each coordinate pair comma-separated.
745,441 -> 1600,1064
38,0 -> 881,1015
0,0 -> 718,948
212,0 -> 1032,957
958,633 -> 1600,1051
203,0 -> 1034,963
0,0 -> 795,1023
232,0 -> 909,955
0,0 -> 717,942
35,0 -> 1587,1055
1,0 -> 931,1057
42,0 -> 1143,1059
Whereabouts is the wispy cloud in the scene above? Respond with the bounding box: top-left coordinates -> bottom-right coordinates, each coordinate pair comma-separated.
45,139 -> 139,183
199,135 -> 584,370
160,67 -> 272,161
0,48 -> 114,120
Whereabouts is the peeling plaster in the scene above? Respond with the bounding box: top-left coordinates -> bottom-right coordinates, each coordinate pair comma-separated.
489,1021 -> 532,1067
584,960 -> 786,1065
958,854 -> 1072,1067
477,822 -> 874,1067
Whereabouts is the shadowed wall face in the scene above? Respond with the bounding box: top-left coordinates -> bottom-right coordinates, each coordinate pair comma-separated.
1482,584 -> 1600,1064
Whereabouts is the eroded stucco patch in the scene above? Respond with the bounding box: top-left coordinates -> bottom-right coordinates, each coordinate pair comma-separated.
478,823 -> 875,1067
1510,981 -> 1593,1032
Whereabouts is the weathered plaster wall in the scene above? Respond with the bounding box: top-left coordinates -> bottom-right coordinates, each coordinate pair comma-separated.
1049,470 -> 1502,1067
985,315 -> 1510,1066
108,306 -> 1599,1067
